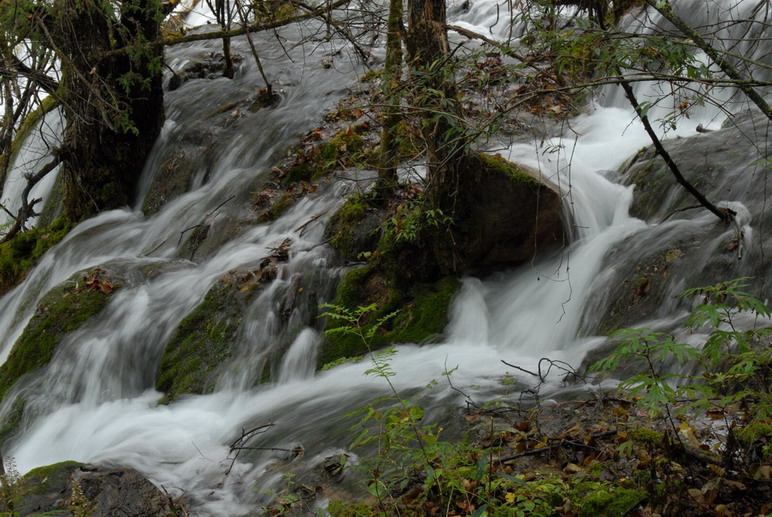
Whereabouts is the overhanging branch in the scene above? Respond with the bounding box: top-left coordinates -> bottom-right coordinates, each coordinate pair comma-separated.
95,0 -> 354,60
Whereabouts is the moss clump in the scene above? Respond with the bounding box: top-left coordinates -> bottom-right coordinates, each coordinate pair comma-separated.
326,192 -> 382,259
23,461 -> 84,484
478,152 -> 539,186
155,281 -> 243,402
256,190 -> 298,223
311,127 -> 374,181
629,427 -> 664,444
319,266 -> 459,367
574,481 -> 645,517
0,267 -> 118,403
0,216 -> 73,296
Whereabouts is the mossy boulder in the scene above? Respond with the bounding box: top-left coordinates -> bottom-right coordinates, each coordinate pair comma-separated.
0,216 -> 73,296
0,266 -> 120,404
155,248 -> 289,401
11,461 -> 178,516
447,152 -> 564,273
155,275 -> 257,402
319,266 -> 458,367
324,191 -> 389,262
320,152 -> 564,366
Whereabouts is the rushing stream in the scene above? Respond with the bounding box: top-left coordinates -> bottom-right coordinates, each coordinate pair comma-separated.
1,0 -> 770,514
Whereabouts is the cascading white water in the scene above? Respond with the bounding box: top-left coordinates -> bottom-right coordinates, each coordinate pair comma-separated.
1,1 -> 768,514
0,109 -> 63,228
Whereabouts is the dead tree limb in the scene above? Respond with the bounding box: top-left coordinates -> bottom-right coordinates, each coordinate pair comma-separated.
1,155 -> 61,243
593,13 -> 731,224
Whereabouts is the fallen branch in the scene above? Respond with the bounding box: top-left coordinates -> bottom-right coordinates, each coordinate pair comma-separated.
96,0 -> 354,60
225,423 -> 275,476
293,210 -> 328,235
177,195 -> 235,246
593,14 -> 730,224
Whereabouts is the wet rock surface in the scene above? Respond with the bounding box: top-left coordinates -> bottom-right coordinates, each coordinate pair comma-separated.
14,462 -> 178,517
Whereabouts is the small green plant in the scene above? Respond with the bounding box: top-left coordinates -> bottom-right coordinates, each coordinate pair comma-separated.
591,278 -> 771,458
0,457 -> 22,516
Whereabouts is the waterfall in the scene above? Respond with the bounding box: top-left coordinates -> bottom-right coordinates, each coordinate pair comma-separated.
1,0 -> 769,514
0,109 -> 63,229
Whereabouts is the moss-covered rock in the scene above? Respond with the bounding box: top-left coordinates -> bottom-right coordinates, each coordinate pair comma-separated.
319,265 -> 459,366
0,266 -> 119,404
155,278 -> 254,402
0,216 -> 73,296
10,460 -> 84,515
319,152 -> 563,366
324,191 -> 387,262
155,249 -> 289,401
449,152 -> 564,273
11,461 -> 179,516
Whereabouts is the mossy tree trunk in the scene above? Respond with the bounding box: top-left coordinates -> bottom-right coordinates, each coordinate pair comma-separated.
51,0 -> 165,221
405,0 -> 467,217
377,0 -> 404,191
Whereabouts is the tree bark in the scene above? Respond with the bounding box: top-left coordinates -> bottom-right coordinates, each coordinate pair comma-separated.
50,0 -> 165,220
376,0 -> 404,191
406,0 -> 466,216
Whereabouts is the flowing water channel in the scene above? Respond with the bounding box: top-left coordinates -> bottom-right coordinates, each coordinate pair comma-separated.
1,0 -> 770,514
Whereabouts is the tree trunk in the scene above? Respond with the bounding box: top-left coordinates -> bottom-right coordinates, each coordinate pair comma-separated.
51,0 -> 165,221
406,0 -> 466,216
377,0 -> 404,191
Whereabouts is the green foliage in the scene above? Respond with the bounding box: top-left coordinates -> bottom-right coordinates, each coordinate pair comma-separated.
319,273 -> 458,367
0,457 -> 22,516
591,278 -> 771,439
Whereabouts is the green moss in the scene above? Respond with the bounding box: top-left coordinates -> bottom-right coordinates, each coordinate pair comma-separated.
257,190 -> 297,223
328,501 -> 376,517
390,276 -> 459,343
327,193 -> 371,253
15,460 -> 84,514
319,268 -> 459,367
311,128 -> 373,181
0,268 -> 117,403
155,281 -> 244,402
737,422 -> 772,444
478,152 -> 539,186
628,427 -> 664,444
37,173 -> 66,227
283,163 -> 312,184
574,481 -> 645,517
0,216 -> 73,296
23,461 -> 83,484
